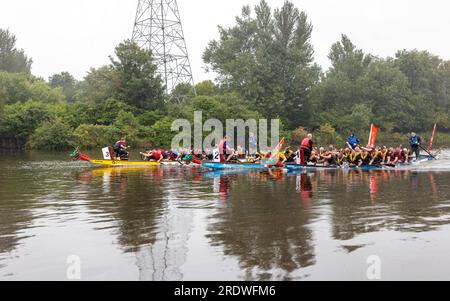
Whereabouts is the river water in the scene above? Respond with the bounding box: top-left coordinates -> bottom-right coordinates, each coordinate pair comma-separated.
1,150 -> 450,281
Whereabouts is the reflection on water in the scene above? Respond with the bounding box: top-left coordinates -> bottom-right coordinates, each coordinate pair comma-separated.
2,151 -> 450,280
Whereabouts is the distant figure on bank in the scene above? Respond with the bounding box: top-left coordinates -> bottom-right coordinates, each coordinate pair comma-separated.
347,131 -> 360,150
409,132 -> 422,161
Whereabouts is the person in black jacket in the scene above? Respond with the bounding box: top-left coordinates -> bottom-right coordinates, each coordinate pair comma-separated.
409,132 -> 422,161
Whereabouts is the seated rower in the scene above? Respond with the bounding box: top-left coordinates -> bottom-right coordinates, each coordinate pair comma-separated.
319,147 -> 334,166
276,152 -> 287,167
369,150 -> 382,166
379,146 -> 388,164
248,151 -> 262,163
403,148 -> 411,163
227,148 -> 239,162
141,149 -> 164,163
387,147 -> 399,165
336,152 -> 346,166
347,149 -> 360,166
310,147 -> 320,165
284,147 -> 296,163
358,149 -> 371,167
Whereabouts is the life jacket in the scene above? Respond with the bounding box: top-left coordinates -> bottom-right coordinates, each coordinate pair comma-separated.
153,150 -> 162,160
397,151 -> 404,161
349,153 -> 359,163
301,138 -> 312,150
360,152 -> 369,162
285,150 -> 293,159
219,139 -> 226,154
114,141 -> 125,150
380,150 -> 387,158
389,151 -> 395,160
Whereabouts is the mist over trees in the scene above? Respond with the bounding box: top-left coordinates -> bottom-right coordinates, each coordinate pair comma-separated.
1,0 -> 450,150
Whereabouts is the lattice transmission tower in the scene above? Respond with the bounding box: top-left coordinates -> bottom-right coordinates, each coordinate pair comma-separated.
132,0 -> 195,96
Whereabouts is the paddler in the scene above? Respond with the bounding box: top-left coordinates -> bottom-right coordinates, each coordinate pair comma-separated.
402,148 -> 411,163
358,148 -> 371,167
347,148 -> 360,166
387,147 -> 399,165
219,136 -> 232,163
113,137 -> 129,160
319,147 -> 333,166
284,147 -> 296,163
276,151 -> 287,167
409,132 -> 422,161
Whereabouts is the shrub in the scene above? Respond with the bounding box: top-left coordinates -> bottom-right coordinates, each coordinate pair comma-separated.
73,124 -> 121,149
28,119 -> 72,150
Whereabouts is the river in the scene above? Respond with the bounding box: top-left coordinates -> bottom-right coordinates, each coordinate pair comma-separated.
1,150 -> 450,280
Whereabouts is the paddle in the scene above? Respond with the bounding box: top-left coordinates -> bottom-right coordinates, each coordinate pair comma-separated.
419,145 -> 436,159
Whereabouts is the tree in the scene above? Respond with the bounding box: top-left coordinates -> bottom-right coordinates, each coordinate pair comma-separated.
109,40 -> 165,110
0,29 -> 32,74
203,0 -> 320,127
75,66 -> 116,103
0,71 -> 64,105
49,72 -> 78,102
320,35 -> 372,111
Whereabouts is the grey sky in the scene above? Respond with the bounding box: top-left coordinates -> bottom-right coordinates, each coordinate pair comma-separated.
1,0 -> 449,83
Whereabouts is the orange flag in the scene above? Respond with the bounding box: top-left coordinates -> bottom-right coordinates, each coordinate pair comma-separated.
367,124 -> 379,148
428,123 -> 437,153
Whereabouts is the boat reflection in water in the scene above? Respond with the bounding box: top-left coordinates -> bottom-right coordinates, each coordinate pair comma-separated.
2,152 -> 450,280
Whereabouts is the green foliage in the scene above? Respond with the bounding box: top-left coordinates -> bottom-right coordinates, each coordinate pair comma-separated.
3,19 -> 450,151
109,40 -> 165,110
49,72 -> 78,102
203,0 -> 320,126
195,80 -> 217,96
28,119 -> 72,150
0,28 -> 32,74
314,123 -> 343,146
114,110 -> 139,144
149,117 -> 176,149
72,124 -> 121,149
0,71 -> 65,104
290,127 -> 308,146
348,103 -> 372,133
74,66 -> 116,103
94,98 -> 133,125
0,100 -> 52,139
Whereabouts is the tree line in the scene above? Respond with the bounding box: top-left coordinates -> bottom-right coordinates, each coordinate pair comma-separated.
1,0 -> 450,151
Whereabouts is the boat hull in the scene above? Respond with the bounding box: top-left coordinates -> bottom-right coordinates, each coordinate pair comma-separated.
286,164 -> 384,171
202,162 -> 266,170
90,160 -> 160,167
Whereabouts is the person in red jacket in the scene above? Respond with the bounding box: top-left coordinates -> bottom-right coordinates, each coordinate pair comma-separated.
300,133 -> 313,164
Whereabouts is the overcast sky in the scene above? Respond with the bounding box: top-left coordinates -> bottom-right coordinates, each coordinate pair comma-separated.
1,0 -> 449,82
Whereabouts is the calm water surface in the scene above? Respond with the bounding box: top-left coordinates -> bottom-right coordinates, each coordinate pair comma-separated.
1,150 -> 450,280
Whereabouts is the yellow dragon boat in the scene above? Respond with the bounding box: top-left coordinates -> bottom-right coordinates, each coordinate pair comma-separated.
71,147 -> 160,167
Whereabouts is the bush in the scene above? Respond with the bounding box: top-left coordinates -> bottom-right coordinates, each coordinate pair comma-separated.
73,124 -> 121,149
314,123 -> 344,147
149,117 -> 175,149
28,119 -> 72,150
0,100 -> 52,139
290,127 -> 309,146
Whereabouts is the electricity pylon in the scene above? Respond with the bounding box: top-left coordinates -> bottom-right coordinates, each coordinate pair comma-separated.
132,0 -> 195,97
